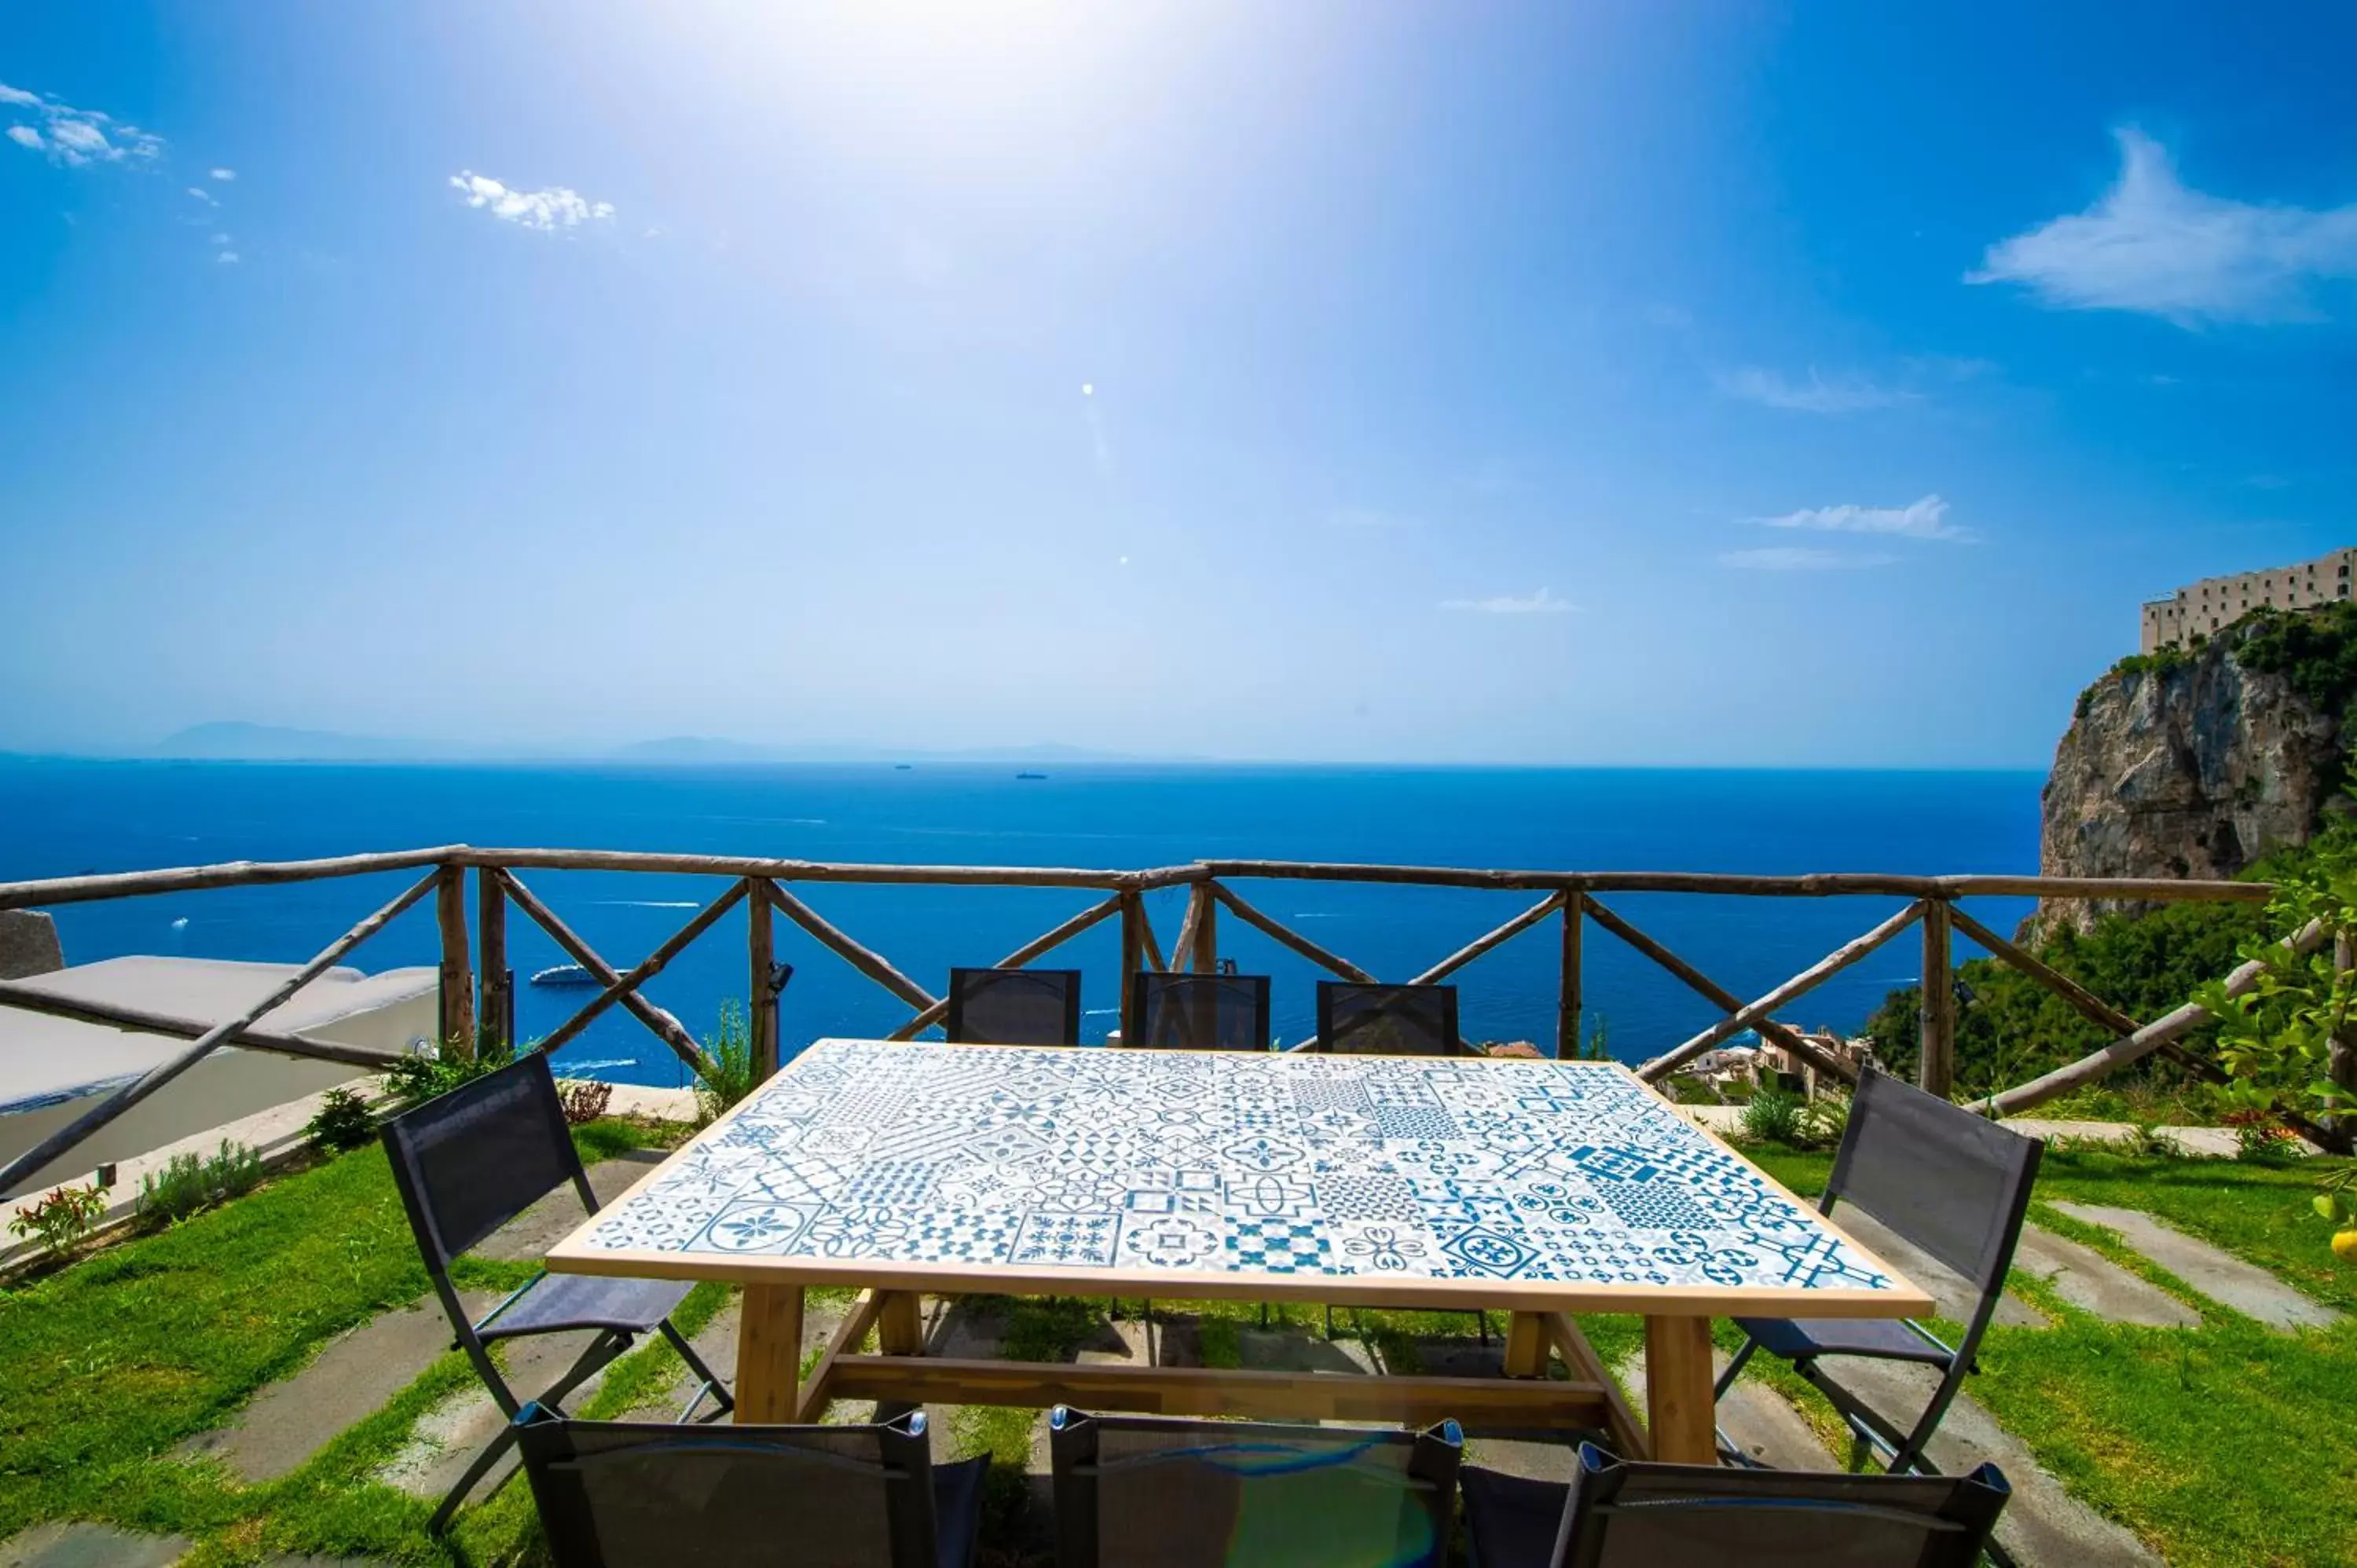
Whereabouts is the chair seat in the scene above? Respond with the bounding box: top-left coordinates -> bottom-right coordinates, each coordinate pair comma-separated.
931,1453 -> 990,1568
1460,1464 -> 1569,1568
1733,1315 -> 1953,1368
480,1272 -> 695,1341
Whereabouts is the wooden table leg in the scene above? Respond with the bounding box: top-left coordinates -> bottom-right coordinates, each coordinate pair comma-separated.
1643,1314 -> 1717,1464
1502,1311 -> 1548,1378
735,1283 -> 804,1423
878,1291 -> 925,1356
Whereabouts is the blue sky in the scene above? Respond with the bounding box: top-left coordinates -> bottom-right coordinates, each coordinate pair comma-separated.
3,2 -> 2353,767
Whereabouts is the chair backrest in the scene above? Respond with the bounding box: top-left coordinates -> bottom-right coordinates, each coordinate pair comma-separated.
1127,973 -> 1272,1051
1049,1406 -> 1461,1568
1316,982 -> 1461,1057
1547,1442 -> 2008,1567
379,1051 -> 588,1272
1826,1068 -> 2044,1293
515,1405 -> 943,1568
944,966 -> 1083,1046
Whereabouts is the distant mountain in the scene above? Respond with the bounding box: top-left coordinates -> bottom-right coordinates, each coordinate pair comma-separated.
157,722 -> 444,761
146,724 -> 1176,765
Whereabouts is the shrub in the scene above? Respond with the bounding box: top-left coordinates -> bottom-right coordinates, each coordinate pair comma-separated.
137,1141 -> 264,1225
303,1086 -> 379,1152
559,1079 -> 615,1126
7,1181 -> 110,1258
383,1040 -> 517,1109
1794,1092 -> 1852,1150
1739,1086 -> 1805,1146
693,1000 -> 758,1128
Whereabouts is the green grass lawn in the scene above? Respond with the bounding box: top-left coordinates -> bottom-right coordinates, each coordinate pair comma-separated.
1746,1143 -> 2357,1568
4,1124 -> 2352,1566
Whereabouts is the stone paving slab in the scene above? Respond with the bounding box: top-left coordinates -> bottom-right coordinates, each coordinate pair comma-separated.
0,1524 -> 189,1568
1827,1357 -> 2161,1566
374,1324 -> 608,1504
2049,1201 -> 2344,1331
182,1294 -> 471,1483
475,1151 -> 666,1263
2011,1224 -> 2201,1328
1618,1350 -> 1837,1473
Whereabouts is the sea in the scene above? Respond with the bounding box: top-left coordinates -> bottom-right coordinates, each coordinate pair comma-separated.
0,760 -> 2043,1087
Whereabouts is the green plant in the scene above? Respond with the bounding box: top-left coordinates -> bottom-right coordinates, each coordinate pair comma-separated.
1574,1014 -> 1614,1064
559,1079 -> 615,1126
136,1141 -> 264,1225
381,1039 -> 516,1109
1739,1086 -> 1805,1146
693,999 -> 757,1127
302,1087 -> 378,1152
2315,1165 -> 2357,1262
7,1181 -> 110,1258
1793,1091 -> 1851,1150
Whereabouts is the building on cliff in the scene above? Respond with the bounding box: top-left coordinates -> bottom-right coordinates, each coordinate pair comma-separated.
2141,547 -> 2357,654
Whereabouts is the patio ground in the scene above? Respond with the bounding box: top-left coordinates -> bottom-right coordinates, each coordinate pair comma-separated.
2,1112 -> 2352,1568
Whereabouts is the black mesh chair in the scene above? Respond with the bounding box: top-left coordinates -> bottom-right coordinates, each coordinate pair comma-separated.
379,1053 -> 731,1532
944,965 -> 1083,1045
1716,1068 -> 2042,1511
1316,981 -> 1462,1056
1126,972 -> 1272,1051
1049,1407 -> 1462,1568
1461,1441 -> 2010,1567
515,1404 -> 988,1568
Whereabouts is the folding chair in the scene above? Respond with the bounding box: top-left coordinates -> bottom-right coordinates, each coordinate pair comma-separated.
944,965 -> 1083,1045
1316,980 -> 1463,1057
379,1053 -> 731,1532
1460,1440 -> 2010,1566
1126,971 -> 1272,1050
515,1404 -> 988,1567
1049,1406 -> 1462,1568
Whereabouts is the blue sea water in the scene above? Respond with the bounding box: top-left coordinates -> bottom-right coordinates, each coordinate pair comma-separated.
0,760 -> 2042,1086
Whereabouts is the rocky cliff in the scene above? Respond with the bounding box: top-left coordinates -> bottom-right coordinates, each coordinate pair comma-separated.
2037,621 -> 2355,932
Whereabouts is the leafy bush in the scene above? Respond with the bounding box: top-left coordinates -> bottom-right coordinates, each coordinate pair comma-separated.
137,1141 -> 264,1225
1739,1087 -> 1805,1146
559,1079 -> 615,1126
302,1087 -> 378,1152
382,1041 -> 516,1109
1794,1092 -> 1852,1150
693,1000 -> 757,1127
7,1181 -> 110,1258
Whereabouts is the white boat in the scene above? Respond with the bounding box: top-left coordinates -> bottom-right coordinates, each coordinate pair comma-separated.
530,963 -> 601,987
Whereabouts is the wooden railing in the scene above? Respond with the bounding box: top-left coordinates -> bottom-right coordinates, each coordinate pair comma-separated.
2,844 -> 2337,1196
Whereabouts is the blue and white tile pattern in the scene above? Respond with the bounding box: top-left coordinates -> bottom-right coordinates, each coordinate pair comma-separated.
577,1040 -> 1901,1295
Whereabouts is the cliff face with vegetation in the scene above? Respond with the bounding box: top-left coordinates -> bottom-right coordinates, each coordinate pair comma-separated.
2037,606 -> 2357,932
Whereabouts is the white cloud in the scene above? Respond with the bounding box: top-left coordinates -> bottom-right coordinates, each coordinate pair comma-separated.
1714,366 -> 1914,414
216,251 -> 240,265
1970,128 -> 2357,325
186,185 -> 215,203
0,81 -> 163,166
1440,588 -> 1576,615
209,167 -> 235,181
1719,547 -> 1897,571
1754,494 -> 1970,542
449,170 -> 616,231
211,233 -> 232,245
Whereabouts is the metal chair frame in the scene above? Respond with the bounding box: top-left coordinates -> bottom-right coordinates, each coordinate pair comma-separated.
1315,980 -> 1464,1057
1124,970 -> 1272,1051
379,1053 -> 731,1532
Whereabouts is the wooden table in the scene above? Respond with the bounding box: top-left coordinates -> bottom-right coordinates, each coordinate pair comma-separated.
548,1040 -> 1928,1463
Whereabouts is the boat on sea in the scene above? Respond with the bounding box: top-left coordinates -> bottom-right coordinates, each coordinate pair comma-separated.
1015,771 -> 1047,780
530,963 -> 600,987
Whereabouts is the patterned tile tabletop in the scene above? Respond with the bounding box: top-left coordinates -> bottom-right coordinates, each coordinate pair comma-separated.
549,1039 -> 1926,1311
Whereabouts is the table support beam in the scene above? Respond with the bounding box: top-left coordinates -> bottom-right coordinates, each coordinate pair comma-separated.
878,1291 -> 925,1356
1644,1314 -> 1717,1464
1503,1311 -> 1548,1378
736,1284 -> 805,1423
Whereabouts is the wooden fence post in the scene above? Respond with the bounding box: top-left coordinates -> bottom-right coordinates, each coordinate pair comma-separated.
477,866 -> 508,1053
1192,885 -> 1219,973
1119,892 -> 1143,1045
750,881 -> 779,1082
1920,899 -> 1956,1099
1558,892 -> 1584,1059
437,865 -> 477,1061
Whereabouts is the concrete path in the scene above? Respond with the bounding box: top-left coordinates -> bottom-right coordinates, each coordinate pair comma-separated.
2011,1225 -> 2202,1328
2050,1201 -> 2344,1330
1677,1103 -> 2259,1158
0,1524 -> 190,1568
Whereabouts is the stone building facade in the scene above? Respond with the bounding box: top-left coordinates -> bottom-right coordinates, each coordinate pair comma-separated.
2141,547 -> 2357,654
